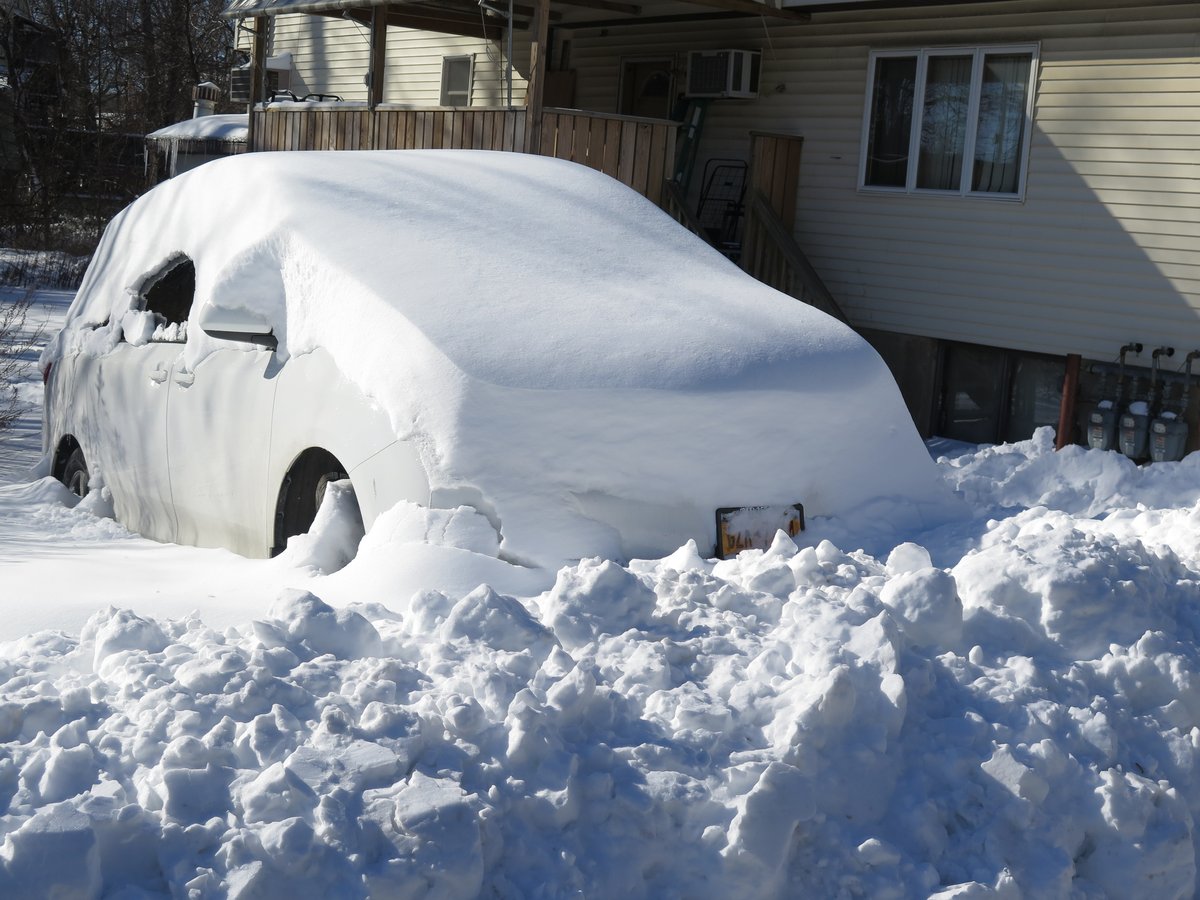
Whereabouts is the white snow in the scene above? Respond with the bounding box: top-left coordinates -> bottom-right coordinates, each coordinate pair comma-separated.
9,309 -> 1200,898
11,241 -> 1200,895
145,114 -> 248,143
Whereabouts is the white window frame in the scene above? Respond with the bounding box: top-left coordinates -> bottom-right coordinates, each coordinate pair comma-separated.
440,55 -> 474,108
858,44 -> 1039,201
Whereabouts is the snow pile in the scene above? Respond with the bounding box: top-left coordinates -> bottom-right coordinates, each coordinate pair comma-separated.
3,430 -> 1200,897
939,426 -> 1200,520
45,150 -> 953,567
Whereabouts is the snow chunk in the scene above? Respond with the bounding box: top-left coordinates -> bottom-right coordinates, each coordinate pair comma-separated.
261,590 -> 381,659
981,745 -> 1049,804
440,585 -> 554,655
878,567 -> 963,649
275,479 -> 365,575
0,804 -> 101,899
725,762 -> 814,887
86,608 -> 169,671
540,558 -> 657,648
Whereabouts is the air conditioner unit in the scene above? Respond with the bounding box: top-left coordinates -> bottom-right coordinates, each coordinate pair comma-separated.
230,57 -> 292,103
685,49 -> 761,99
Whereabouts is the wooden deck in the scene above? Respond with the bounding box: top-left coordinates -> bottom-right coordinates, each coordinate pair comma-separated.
251,105 -> 677,205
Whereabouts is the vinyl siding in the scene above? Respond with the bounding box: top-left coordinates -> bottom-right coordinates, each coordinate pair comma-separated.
248,14 -> 529,107
565,0 -> 1200,361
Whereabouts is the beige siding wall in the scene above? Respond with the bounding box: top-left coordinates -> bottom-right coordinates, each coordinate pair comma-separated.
241,14 -> 529,107
566,0 -> 1200,361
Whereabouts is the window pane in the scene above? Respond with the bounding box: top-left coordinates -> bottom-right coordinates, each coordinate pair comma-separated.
940,342 -> 1008,444
445,58 -> 471,94
864,56 -> 916,188
1005,355 -> 1062,442
916,54 -> 972,190
972,53 -> 1031,193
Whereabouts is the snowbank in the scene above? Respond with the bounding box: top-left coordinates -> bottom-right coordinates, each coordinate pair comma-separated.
2,430 -> 1200,897
45,150 -> 953,566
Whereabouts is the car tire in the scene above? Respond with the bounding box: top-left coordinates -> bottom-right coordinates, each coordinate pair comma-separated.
63,447 -> 90,498
274,449 -> 348,554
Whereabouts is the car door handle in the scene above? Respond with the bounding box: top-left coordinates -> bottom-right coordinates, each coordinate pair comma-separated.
149,365 -> 169,384
173,370 -> 195,387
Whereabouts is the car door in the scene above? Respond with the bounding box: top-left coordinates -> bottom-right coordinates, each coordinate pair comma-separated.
165,335 -> 279,557
76,339 -> 180,544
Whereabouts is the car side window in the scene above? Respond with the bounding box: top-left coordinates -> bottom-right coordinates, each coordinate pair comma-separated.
140,256 -> 195,343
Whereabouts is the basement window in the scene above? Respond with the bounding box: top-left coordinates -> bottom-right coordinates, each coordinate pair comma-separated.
859,45 -> 1037,199
440,55 -> 474,107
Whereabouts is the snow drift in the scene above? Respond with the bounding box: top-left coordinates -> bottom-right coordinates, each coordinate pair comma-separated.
2,430 -> 1200,897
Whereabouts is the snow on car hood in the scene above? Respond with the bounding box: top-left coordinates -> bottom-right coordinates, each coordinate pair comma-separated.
47,150 -> 956,566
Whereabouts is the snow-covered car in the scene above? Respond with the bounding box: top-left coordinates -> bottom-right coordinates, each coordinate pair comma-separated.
42,149 -> 949,569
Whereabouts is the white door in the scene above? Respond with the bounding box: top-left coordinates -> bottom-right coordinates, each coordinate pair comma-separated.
78,341 -> 181,543
164,343 -> 279,557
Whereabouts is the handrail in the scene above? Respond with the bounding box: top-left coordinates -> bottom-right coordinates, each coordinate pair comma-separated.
661,179 -> 706,240
741,191 -> 848,324
545,107 -> 681,127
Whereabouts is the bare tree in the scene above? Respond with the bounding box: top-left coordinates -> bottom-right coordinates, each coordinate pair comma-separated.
1,0 -> 233,249
0,289 -> 44,432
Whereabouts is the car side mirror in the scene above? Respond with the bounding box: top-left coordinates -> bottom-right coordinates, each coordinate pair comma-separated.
198,304 -> 278,349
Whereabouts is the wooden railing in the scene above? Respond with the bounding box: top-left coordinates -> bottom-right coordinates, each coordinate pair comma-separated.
538,109 -> 677,207
251,104 -> 677,205
741,191 -> 848,324
254,105 -> 529,153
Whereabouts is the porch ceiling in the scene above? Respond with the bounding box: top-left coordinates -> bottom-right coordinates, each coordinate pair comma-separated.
222,0 -> 815,27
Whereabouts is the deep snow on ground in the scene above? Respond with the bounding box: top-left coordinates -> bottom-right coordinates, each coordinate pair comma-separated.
6,292 -> 1200,897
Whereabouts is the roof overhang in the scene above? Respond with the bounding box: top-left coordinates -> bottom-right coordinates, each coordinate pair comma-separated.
223,0 -> 815,25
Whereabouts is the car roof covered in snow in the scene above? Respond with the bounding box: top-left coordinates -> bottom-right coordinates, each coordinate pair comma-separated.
61,149 -> 859,392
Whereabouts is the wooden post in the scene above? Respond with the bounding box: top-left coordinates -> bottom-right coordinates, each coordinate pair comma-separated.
524,0 -> 550,153
1056,353 -> 1082,450
748,131 -> 803,231
246,15 -> 269,152
368,6 -> 387,109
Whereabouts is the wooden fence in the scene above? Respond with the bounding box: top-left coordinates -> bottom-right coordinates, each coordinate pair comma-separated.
250,105 -> 677,205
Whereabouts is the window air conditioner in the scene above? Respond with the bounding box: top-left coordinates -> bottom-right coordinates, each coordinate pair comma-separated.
230,58 -> 291,103
685,49 -> 761,99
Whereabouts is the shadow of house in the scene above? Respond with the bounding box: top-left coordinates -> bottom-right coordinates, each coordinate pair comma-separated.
220,0 -> 1200,446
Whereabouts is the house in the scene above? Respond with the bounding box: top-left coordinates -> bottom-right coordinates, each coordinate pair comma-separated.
222,0 -> 1200,447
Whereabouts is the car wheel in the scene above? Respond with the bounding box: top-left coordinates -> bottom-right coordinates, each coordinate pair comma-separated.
274,449 -> 348,554
63,447 -> 90,498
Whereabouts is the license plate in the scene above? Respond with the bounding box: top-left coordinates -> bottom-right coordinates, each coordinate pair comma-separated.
715,503 -> 805,558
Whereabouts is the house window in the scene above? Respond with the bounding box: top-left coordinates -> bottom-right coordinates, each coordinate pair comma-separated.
440,55 -> 474,107
860,46 -> 1037,198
